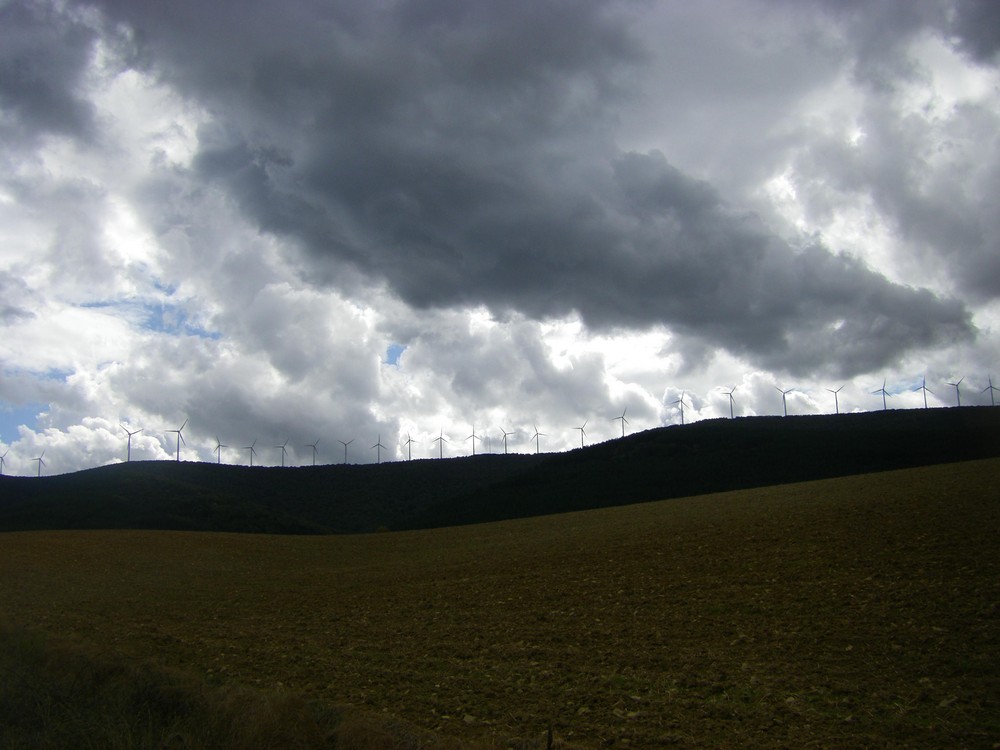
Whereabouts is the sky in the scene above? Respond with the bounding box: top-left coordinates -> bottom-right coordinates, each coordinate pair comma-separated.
1,0 -> 999,474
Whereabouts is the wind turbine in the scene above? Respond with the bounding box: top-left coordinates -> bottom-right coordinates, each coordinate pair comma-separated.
304,439 -> 320,466
981,376 -> 998,407
433,429 -> 448,459
775,387 -> 792,417
34,450 -> 45,477
120,423 -> 142,462
165,419 -> 187,461
276,439 -> 289,467
371,434 -> 387,464
244,439 -> 258,467
575,420 -> 588,448
499,427 -> 511,455
826,385 -> 845,415
672,393 -> 690,425
214,437 -> 227,464
402,433 -> 415,461
531,424 -> 545,454
338,438 -> 354,464
914,377 -> 933,409
871,379 -> 891,411
614,409 -> 629,438
0,448 -> 7,476
946,377 -> 964,407
465,425 -> 480,456
725,387 -> 737,419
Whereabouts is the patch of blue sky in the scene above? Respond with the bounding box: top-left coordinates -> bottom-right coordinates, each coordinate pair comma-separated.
0,401 -> 47,444
80,299 -> 220,340
152,279 -> 178,296
143,302 -> 220,340
385,343 -> 406,366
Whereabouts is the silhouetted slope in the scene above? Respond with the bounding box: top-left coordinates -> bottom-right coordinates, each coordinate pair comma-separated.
0,451 -> 545,534
405,408 -> 1000,528
1,408 -> 998,534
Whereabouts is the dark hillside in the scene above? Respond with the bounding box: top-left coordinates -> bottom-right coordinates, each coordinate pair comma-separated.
1,407 -> 998,534
408,407 -> 1000,528
0,452 -> 545,534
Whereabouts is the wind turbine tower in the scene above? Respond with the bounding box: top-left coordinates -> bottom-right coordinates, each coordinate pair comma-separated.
34,450 -> 45,477
165,419 -> 187,461
304,439 -> 320,466
982,376 -> 998,407
531,424 -> 545,454
402,433 -> 415,461
614,409 -> 629,438
244,439 -> 258,467
725,387 -> 737,419
371,434 -> 387,464
214,437 -> 227,464
120,423 -> 142,462
0,448 -> 7,476
673,393 -> 690,425
872,379 -> 891,411
826,385 -> 844,415
465,425 -> 480,456
575,420 -> 588,448
276,439 -> 290,467
946,377 -> 964,407
499,427 -> 511,455
775,387 -> 792,417
338,438 -> 354,464
914,377 -> 933,409
433,429 -> 448,459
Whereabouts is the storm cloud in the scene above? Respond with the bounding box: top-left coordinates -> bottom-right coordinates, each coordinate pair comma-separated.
89,0 -> 976,371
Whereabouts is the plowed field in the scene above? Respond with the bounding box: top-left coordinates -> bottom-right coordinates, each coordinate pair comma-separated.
2,459 -> 998,748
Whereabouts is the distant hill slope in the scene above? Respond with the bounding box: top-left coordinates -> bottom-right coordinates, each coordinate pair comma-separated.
1,408 -> 998,534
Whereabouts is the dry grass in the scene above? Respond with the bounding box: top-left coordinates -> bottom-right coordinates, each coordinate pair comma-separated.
0,623 -> 502,749
0,622 -> 329,749
2,459 -> 998,748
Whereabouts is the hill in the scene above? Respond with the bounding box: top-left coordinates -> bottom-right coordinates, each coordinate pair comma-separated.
1,407 -> 998,534
2,459 -> 998,748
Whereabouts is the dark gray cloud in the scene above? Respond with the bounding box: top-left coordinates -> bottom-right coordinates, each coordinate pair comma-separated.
949,0 -> 1000,63
80,0 -> 968,378
0,0 -> 100,145
192,118 -> 974,376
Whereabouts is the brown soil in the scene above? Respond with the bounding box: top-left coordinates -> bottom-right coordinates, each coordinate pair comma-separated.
2,459 -> 998,748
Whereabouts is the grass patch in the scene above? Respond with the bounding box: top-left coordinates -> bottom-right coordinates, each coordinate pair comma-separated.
0,622 -> 332,749
0,624 -> 510,749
